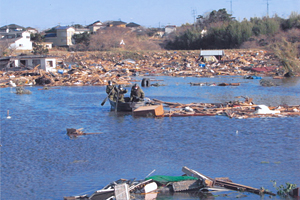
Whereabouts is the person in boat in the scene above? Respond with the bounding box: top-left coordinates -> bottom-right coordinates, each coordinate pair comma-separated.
106,81 -> 116,100
114,85 -> 127,103
130,84 -> 145,102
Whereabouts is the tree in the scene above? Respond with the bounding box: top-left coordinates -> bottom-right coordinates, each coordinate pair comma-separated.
271,38 -> 300,75
32,43 -> 49,55
30,33 -> 44,42
89,27 -> 160,51
281,12 -> 300,30
72,32 -> 90,46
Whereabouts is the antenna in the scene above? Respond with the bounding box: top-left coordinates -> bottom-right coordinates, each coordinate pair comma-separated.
227,0 -> 233,15
191,9 -> 197,27
264,0 -> 270,17
267,0 -> 269,17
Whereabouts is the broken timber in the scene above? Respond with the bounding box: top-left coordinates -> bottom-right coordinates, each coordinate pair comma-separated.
67,128 -> 102,138
182,166 -> 276,196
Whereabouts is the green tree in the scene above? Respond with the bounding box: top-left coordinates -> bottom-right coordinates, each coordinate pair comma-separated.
32,43 -> 49,55
281,12 -> 300,30
30,33 -> 44,42
72,32 -> 90,46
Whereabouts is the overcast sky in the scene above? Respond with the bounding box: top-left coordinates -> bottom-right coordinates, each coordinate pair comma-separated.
0,0 -> 299,31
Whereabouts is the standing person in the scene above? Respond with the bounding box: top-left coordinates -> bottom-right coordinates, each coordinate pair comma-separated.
130,84 -> 145,102
106,81 -> 115,101
114,85 -> 127,103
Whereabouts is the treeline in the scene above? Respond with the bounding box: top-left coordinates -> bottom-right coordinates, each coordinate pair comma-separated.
165,9 -> 300,50
30,9 -> 300,52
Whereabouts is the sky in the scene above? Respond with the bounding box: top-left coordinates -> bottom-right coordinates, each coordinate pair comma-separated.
0,0 -> 299,31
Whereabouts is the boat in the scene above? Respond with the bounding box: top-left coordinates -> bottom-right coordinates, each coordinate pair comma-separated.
109,97 -> 145,112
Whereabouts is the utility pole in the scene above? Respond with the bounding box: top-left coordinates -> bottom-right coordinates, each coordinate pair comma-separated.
267,0 -> 269,17
191,9 -> 197,28
227,0 -> 233,15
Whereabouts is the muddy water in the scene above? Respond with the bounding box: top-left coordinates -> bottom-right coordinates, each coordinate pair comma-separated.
1,76 -> 299,200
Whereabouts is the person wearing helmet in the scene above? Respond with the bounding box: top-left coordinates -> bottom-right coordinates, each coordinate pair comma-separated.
114,85 -> 127,102
106,80 -> 116,100
130,83 -> 145,102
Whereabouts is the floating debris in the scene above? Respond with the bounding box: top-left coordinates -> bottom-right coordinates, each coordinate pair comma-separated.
15,86 -> 31,94
64,166 -> 276,200
66,128 -> 102,138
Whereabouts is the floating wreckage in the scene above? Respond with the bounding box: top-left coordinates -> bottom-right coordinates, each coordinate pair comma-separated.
148,98 -> 300,118
67,128 -> 102,138
64,166 -> 275,200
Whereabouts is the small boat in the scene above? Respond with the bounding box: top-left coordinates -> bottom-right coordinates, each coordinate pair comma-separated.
109,97 -> 145,112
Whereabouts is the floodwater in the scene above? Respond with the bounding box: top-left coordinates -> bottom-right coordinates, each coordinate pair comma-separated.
1,76 -> 300,200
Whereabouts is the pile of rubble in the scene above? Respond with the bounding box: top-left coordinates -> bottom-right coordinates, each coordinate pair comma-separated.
64,166 -> 278,200
0,49 -> 296,88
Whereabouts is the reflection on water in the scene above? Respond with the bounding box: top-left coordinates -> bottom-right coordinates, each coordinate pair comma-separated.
1,76 -> 300,200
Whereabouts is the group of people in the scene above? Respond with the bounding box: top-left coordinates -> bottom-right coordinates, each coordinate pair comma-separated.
106,81 -> 145,103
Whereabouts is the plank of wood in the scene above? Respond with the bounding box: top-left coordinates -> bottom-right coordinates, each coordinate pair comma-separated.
214,180 -> 276,196
182,166 -> 214,187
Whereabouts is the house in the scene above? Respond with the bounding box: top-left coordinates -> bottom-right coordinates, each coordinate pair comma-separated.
0,24 -> 24,33
75,27 -> 90,34
200,50 -> 225,62
44,26 -> 75,47
40,42 -> 53,49
106,21 -> 127,28
0,55 -> 62,72
0,31 -> 32,50
164,25 -> 176,35
26,27 -> 38,34
126,22 -> 141,31
87,21 -> 105,33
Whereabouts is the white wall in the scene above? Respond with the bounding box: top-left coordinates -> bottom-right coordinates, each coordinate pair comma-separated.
9,31 -> 32,50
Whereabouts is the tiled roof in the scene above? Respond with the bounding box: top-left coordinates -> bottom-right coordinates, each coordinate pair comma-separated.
126,22 -> 140,27
56,26 -> 72,30
0,24 -> 24,30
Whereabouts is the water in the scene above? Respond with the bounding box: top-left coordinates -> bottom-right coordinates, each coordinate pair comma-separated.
1,76 -> 300,200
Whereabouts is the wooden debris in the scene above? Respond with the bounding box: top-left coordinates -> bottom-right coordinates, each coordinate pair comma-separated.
2,49 -> 297,88
182,166 -> 276,196
66,128 -> 102,138
149,98 -> 300,119
133,104 -> 164,117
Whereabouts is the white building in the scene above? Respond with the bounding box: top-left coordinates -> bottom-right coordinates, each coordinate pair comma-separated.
0,55 -> 62,72
44,26 -> 75,47
164,25 -> 176,35
0,31 -> 32,50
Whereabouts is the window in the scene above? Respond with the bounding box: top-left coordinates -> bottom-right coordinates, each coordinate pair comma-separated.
47,60 -> 53,67
19,44 -> 23,47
